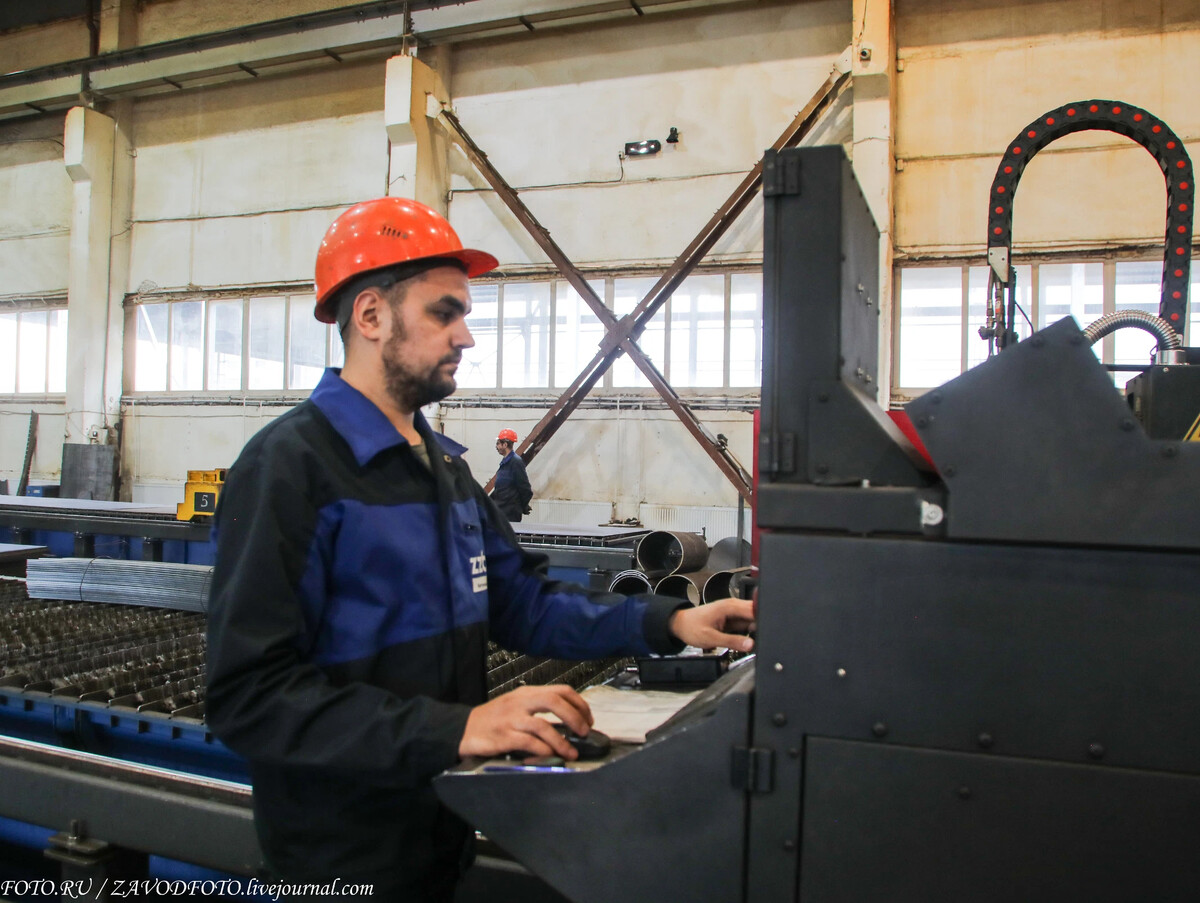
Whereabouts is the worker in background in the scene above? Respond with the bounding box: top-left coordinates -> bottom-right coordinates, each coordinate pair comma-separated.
205,197 -> 756,903
490,427 -> 532,521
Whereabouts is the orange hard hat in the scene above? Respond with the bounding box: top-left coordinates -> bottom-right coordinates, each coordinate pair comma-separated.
497,429 -> 518,443
314,197 -> 499,324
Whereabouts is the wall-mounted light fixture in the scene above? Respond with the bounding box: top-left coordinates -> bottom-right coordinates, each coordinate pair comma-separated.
624,139 -> 661,156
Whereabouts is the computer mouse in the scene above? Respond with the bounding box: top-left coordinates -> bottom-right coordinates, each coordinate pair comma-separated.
554,722 -> 612,760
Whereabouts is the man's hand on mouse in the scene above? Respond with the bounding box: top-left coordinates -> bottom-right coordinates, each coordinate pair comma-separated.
459,684 -> 593,761
667,597 -> 757,653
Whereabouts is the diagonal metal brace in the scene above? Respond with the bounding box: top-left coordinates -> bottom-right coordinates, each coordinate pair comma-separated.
514,68 -> 851,497
441,108 -> 755,498
440,67 -> 850,503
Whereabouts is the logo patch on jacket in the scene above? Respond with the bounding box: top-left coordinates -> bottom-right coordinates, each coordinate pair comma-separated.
470,553 -> 487,592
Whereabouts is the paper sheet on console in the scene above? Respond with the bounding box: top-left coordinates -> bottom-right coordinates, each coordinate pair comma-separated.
578,685 -> 701,744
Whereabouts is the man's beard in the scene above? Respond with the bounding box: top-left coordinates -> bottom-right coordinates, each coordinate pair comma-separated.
382,320 -> 460,411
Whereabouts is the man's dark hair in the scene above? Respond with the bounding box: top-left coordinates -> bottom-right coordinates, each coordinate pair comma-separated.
334,257 -> 469,334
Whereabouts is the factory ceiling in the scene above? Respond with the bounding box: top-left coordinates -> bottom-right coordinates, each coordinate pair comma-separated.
0,0 -> 772,124
0,0 -> 89,34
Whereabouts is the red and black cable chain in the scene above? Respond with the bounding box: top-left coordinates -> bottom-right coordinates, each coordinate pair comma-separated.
987,100 -> 1194,331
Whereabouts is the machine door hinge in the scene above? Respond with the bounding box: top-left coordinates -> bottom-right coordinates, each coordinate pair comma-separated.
760,432 -> 795,476
732,746 -> 775,793
763,150 -> 802,197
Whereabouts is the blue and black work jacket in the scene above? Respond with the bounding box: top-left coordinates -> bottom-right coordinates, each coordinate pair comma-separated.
205,368 -> 687,892
490,449 -> 532,521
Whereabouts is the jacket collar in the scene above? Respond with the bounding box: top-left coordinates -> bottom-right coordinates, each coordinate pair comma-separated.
310,368 -> 467,467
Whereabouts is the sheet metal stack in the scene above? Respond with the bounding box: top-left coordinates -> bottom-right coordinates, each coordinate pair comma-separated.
25,558 -> 212,613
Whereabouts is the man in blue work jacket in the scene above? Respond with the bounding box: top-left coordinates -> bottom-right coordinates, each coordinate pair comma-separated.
490,427 -> 532,521
205,197 -> 756,902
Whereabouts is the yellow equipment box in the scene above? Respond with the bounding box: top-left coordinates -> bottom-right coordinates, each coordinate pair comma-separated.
176,469 -> 227,521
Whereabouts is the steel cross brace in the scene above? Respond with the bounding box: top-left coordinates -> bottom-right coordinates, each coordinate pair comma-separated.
440,68 -> 850,503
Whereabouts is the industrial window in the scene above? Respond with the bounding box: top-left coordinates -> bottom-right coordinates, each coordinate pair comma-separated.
893,258 -> 1199,400
554,279 -> 605,389
461,271 -> 763,391
457,282 -> 499,389
131,292 -> 337,394
128,272 -> 765,395
501,282 -> 551,388
611,277 -> 666,389
0,303 -> 68,396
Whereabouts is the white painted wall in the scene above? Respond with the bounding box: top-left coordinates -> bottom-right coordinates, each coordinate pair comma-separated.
5,0 -> 1195,517
0,114 -> 73,295
136,0 -> 339,45
127,62 -> 389,294
0,18 -> 90,73
448,0 -> 850,266
0,113 -> 73,486
0,406 -> 68,488
894,0 -> 1200,258
435,399 -> 756,518
120,398 -> 288,487
1,1 -> 846,527
112,2 -> 847,521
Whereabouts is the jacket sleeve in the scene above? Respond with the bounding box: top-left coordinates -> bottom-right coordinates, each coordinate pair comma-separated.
513,457 -> 533,509
471,485 -> 687,659
205,439 -> 470,788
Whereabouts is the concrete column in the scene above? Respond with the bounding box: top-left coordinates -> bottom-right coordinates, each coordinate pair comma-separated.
63,106 -> 119,445
98,0 -> 139,54
385,52 -> 453,214
95,0 -> 136,490
851,0 -> 895,406
108,99 -> 135,499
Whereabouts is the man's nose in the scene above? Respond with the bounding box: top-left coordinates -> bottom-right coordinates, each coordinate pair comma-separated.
454,319 -> 475,349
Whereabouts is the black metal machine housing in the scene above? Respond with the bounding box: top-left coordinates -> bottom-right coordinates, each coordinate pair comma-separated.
756,146 -> 1200,900
436,144 -> 1200,902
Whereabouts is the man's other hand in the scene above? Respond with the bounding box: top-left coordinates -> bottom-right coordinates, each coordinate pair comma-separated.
667,597 -> 756,653
458,684 -> 593,760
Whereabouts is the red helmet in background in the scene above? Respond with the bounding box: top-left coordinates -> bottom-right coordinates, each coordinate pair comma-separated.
497,429 -> 518,443
313,197 -> 499,324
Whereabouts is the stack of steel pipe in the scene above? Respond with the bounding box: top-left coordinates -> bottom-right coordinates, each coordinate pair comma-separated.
634,530 -> 710,579
26,558 -> 211,613
699,566 -> 754,604
608,570 -> 654,594
606,531 -> 753,603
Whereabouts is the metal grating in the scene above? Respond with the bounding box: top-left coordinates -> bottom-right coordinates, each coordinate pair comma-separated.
0,587 -> 208,719
485,646 -> 629,699
0,579 -> 627,724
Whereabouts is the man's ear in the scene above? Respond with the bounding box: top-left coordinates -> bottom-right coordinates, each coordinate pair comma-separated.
350,287 -> 389,341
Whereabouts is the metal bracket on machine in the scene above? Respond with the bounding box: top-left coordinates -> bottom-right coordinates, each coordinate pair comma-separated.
806,382 -> 932,487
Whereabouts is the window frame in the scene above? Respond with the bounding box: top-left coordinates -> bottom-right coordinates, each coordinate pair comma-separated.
125,287 -> 334,398
0,296 -> 69,400
892,253 -> 1198,403
465,265 -> 763,394
123,266 -> 766,399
